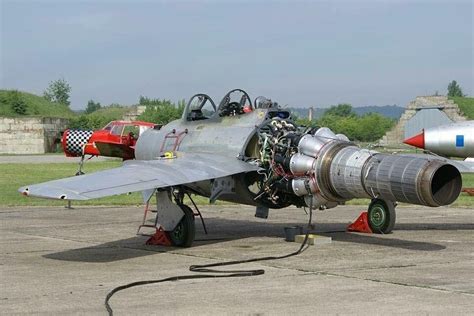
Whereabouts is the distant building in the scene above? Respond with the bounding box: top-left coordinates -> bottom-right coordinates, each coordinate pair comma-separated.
0,117 -> 69,154
379,96 -> 466,147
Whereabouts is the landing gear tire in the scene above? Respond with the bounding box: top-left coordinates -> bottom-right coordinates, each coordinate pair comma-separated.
169,204 -> 195,247
368,199 -> 396,234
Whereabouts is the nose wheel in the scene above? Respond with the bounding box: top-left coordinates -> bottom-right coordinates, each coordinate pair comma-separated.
367,199 -> 396,234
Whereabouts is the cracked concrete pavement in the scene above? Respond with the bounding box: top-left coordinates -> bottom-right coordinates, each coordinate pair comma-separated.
1,204 -> 473,314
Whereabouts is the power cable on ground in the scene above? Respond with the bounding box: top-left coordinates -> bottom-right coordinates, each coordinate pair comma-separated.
105,198 -> 315,316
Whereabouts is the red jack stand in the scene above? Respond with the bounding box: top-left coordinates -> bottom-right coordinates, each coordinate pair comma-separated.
347,211 -> 373,233
146,227 -> 172,246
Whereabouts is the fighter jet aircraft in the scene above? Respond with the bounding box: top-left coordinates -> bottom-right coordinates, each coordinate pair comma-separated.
403,120 -> 474,172
19,89 -> 463,247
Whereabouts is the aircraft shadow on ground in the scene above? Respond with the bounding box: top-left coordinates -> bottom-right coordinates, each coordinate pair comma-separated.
323,232 -> 445,251
41,217 -> 461,263
395,223 -> 474,231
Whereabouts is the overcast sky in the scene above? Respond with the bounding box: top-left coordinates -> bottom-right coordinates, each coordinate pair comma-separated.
1,0 -> 472,110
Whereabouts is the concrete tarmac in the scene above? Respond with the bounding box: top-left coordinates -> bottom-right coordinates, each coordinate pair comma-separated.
1,204 -> 473,315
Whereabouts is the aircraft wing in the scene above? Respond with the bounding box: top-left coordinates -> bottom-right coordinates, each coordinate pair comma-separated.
19,152 -> 259,200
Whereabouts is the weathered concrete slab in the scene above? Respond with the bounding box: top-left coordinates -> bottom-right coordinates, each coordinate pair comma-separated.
1,204 -> 473,314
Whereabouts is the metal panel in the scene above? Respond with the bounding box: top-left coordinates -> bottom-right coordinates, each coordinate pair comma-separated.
155,191 -> 184,231
329,147 -> 372,199
19,152 -> 258,200
405,108 -> 452,138
424,120 -> 474,157
135,109 -> 268,160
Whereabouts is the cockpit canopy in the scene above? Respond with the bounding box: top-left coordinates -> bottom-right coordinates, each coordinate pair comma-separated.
185,94 -> 217,121
216,88 -> 253,117
102,121 -> 155,136
183,88 -> 280,122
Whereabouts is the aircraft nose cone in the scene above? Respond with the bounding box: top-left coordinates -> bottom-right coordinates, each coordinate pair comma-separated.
404,131 -> 425,149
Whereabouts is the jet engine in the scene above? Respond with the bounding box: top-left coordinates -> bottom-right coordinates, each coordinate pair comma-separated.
252,118 -> 462,215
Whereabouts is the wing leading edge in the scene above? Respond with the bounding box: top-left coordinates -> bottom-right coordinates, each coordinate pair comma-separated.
19,153 -> 258,200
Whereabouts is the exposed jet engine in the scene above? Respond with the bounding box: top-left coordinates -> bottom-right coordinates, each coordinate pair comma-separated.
251,118 -> 462,222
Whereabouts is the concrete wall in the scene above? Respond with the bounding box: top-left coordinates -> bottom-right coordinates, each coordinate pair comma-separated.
0,117 -> 69,154
379,96 -> 467,147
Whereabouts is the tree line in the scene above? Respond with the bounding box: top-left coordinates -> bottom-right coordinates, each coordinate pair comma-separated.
3,79 -> 468,141
296,104 -> 395,142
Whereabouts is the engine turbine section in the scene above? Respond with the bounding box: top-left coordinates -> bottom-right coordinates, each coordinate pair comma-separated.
252,119 -> 462,211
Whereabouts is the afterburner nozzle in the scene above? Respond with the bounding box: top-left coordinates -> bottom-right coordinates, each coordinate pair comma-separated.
307,140 -> 462,207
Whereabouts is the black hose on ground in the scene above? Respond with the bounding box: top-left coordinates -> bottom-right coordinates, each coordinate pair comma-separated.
105,198 -> 314,316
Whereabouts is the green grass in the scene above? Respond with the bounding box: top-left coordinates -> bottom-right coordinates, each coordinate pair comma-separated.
454,173 -> 474,208
0,90 -> 75,118
451,96 -> 474,120
1,162 -> 142,206
1,162 -> 473,207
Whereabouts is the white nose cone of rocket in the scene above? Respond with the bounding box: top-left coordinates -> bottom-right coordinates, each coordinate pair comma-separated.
403,121 -> 474,158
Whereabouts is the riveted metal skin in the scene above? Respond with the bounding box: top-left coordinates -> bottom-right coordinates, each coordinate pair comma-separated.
364,154 -> 427,204
363,154 -> 461,207
329,147 -> 373,199
313,141 -> 351,202
296,136 -> 462,209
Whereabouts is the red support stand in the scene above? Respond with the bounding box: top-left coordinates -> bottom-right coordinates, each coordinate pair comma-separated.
146,227 -> 172,246
347,211 -> 373,233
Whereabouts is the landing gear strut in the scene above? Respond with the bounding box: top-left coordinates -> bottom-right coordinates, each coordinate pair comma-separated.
145,189 -> 197,247
75,154 -> 95,176
367,199 -> 396,234
76,155 -> 86,176
169,204 -> 195,247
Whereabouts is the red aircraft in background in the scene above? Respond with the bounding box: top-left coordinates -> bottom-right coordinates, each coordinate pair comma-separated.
62,120 -> 157,175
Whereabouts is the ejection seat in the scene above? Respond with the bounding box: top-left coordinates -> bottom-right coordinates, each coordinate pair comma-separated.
184,94 -> 217,122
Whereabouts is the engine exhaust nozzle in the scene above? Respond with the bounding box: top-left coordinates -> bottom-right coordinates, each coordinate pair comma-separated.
310,140 -> 462,207
363,155 -> 462,207
419,161 -> 462,206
